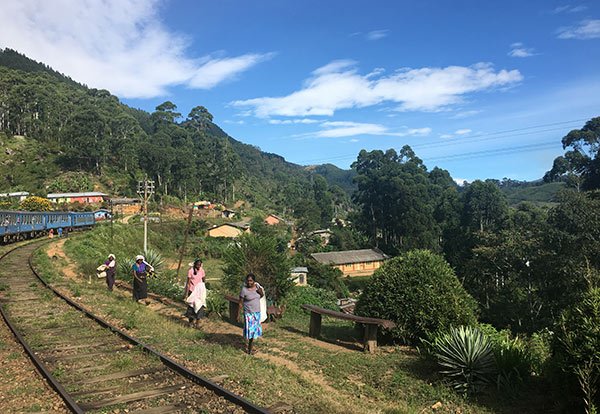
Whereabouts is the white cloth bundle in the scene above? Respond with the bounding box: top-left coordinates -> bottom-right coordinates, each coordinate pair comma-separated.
185,282 -> 207,313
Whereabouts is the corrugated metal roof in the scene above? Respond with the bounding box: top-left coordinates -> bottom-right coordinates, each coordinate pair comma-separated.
311,249 -> 390,265
47,192 -> 107,198
291,267 -> 308,273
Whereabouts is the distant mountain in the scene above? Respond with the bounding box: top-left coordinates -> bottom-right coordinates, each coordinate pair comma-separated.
499,181 -> 565,205
306,164 -> 356,195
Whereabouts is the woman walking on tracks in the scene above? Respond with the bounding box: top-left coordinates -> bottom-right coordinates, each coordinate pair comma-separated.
238,273 -> 264,354
132,255 -> 153,303
184,258 -> 206,326
104,254 -> 116,291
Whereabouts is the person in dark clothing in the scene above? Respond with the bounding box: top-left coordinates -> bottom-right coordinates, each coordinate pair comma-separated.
104,254 -> 116,291
132,255 -> 153,303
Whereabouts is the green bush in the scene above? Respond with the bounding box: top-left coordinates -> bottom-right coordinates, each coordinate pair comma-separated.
306,261 -> 349,298
222,234 -> 292,304
355,250 -> 478,344
283,285 -> 337,316
147,269 -> 183,299
205,289 -> 228,318
553,287 -> 600,413
527,329 -> 553,376
428,325 -> 496,395
494,336 -> 531,394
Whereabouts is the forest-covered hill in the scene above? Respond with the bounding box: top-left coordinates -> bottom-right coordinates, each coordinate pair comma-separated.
0,49 -> 350,229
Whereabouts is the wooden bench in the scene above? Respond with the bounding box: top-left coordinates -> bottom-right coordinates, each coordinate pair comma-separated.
224,294 -> 242,324
300,304 -> 396,353
223,294 -> 284,324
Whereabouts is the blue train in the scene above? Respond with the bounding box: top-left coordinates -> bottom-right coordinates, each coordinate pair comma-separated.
0,210 -> 95,243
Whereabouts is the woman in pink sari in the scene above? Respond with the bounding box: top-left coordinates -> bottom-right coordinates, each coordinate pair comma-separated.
184,258 -> 206,326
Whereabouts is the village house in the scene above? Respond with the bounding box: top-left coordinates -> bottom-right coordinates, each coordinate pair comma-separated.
193,200 -> 212,210
110,198 -> 142,215
0,191 -> 30,202
311,248 -> 390,277
221,209 -> 237,219
207,222 -> 250,238
264,214 -> 284,225
309,229 -> 334,245
290,266 -> 308,286
47,192 -> 107,204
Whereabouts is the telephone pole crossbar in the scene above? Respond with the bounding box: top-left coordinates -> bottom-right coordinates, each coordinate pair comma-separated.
137,179 -> 155,253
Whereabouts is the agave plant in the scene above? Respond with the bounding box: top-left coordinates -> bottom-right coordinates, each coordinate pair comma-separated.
431,325 -> 497,395
142,248 -> 164,273
118,248 -> 165,278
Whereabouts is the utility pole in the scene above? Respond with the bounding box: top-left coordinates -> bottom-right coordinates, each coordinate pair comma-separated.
177,204 -> 195,287
137,178 -> 155,252
110,198 -> 114,243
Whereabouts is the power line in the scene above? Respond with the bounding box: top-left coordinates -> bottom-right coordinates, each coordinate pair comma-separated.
296,117 -> 586,165
424,141 -> 558,162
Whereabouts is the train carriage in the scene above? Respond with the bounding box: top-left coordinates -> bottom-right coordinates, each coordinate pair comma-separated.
45,212 -> 71,230
70,212 -> 95,228
1,210 -> 95,244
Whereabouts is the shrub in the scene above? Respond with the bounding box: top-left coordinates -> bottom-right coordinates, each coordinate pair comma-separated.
205,289 -> 228,318
494,337 -> 531,394
222,234 -> 292,304
284,285 -> 337,316
147,269 -> 183,299
553,287 -> 600,413
306,261 -> 349,298
527,329 -> 552,376
428,325 -> 496,395
355,249 -> 478,344
19,196 -> 52,211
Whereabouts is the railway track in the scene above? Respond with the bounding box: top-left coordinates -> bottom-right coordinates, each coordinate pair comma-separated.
0,242 -> 271,414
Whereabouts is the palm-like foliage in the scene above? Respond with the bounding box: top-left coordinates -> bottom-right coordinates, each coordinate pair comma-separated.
431,325 -> 496,395
119,248 -> 164,277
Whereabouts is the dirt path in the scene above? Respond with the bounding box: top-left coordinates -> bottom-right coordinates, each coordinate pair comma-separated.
46,238 -> 79,279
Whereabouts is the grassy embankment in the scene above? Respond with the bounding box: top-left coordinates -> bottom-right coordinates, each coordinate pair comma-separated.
30,226 -> 548,414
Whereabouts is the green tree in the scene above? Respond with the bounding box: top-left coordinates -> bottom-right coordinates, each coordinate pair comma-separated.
545,117 -> 600,191
461,180 -> 508,233
352,146 -> 439,253
222,234 -> 292,304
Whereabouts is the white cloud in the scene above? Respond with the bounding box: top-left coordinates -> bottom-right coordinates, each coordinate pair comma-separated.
268,118 -> 320,125
453,178 -> 470,186
310,121 -> 431,138
450,109 -> 482,119
508,42 -> 536,57
440,128 -> 471,139
552,5 -> 587,14
366,30 -> 389,40
233,61 -> 522,117
557,19 -> 600,39
0,0 -> 272,98
189,53 -> 274,89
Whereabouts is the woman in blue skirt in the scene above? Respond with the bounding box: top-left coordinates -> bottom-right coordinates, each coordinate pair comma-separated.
238,273 -> 264,354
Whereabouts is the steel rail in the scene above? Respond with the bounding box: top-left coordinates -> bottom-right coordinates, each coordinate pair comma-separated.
0,240 -> 84,413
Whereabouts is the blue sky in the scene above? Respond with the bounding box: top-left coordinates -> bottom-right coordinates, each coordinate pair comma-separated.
1,0 -> 599,182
